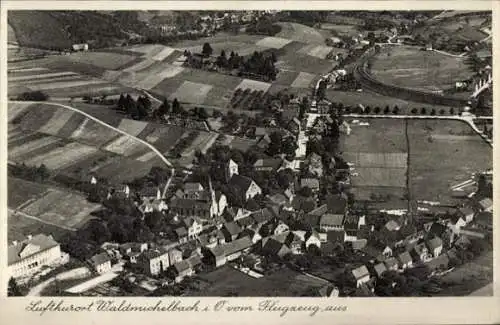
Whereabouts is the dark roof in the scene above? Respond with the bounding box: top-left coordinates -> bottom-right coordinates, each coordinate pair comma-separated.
253,158 -> 282,170
223,222 -> 242,236
90,252 -> 111,266
428,223 -> 447,238
9,234 -> 60,265
398,251 -> 412,264
352,239 -> 368,250
292,195 -> 317,212
327,230 -> 345,243
343,215 -> 359,230
140,249 -> 167,260
475,211 -> 492,226
229,174 -> 255,192
251,208 -> 274,224
222,236 -> 253,256
169,197 -> 211,210
374,263 -> 387,277
426,237 -> 443,251
384,257 -> 398,269
140,186 -> 160,197
184,182 -> 204,192
325,194 -> 348,214
263,238 -> 290,256
308,204 -> 328,216
237,215 -> 255,228
173,260 -> 192,273
175,227 -> 188,237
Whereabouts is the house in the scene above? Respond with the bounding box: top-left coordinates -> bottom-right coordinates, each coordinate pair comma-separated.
140,186 -> 162,201
272,221 -> 290,236
108,184 -> 130,199
300,178 -> 320,193
373,262 -> 387,278
352,265 -> 371,287
425,254 -> 450,271
318,285 -> 340,297
384,257 -> 398,271
184,217 -> 203,239
168,248 -> 183,265
397,251 -> 413,269
287,117 -> 301,135
238,228 -> 262,244
362,243 -> 392,262
458,207 -> 475,223
454,235 -> 471,250
120,242 -> 148,263
305,230 -> 322,249
169,198 -> 213,219
427,222 -> 447,240
317,99 -> 331,114
262,238 -> 291,258
72,43 -> 89,51
326,230 -> 345,246
475,211 -> 492,230
137,249 -> 169,276
411,242 -> 432,262
229,174 -> 262,201
292,195 -> 317,213
8,234 -> 68,282
425,237 -> 443,258
205,236 -> 254,267
339,120 -> 351,135
89,253 -> 112,274
384,219 -> 401,232
477,198 -> 493,212
171,258 -> 196,283
285,232 -> 303,254
225,159 -> 239,182
174,227 -> 189,244
447,215 -> 467,234
253,158 -> 282,172
306,153 -> 323,177
140,199 -> 168,213
319,214 -> 344,231
222,222 -> 243,242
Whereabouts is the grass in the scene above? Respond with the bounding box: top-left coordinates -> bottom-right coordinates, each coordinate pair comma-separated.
8,177 -> 50,209
8,211 -> 72,242
63,51 -> 138,70
368,46 -> 474,92
192,265 -> 326,296
407,119 -> 492,204
275,22 -> 326,44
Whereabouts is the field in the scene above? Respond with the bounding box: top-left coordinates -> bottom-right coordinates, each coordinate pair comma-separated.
276,22 -> 326,44
407,119 -> 492,204
192,266 -> 327,296
342,118 -> 492,208
319,23 -> 360,37
169,81 -> 213,104
368,46 -> 474,92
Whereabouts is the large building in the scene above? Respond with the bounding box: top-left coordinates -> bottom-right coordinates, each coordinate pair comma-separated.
8,234 -> 68,282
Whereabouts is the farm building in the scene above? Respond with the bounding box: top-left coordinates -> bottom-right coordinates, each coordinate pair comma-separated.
72,43 -> 89,51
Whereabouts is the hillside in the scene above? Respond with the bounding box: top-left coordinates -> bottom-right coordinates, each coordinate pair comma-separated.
8,11 -> 147,50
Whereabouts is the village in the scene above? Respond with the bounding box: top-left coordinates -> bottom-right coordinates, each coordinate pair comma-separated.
7,10 -> 493,297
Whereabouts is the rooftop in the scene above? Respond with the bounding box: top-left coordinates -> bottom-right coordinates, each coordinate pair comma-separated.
320,214 -> 344,227
8,234 -> 59,265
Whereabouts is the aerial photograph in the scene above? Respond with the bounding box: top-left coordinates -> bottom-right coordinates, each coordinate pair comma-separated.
6,10 -> 493,297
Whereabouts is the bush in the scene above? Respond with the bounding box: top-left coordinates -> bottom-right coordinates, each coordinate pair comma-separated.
17,90 -> 49,101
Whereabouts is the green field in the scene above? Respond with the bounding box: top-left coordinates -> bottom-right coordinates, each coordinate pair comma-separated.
368,46 -> 474,92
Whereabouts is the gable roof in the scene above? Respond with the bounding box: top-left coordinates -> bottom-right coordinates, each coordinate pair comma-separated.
90,252 -> 111,266
253,158 -> 282,170
374,262 -> 387,277
428,223 -> 447,238
478,197 -> 493,210
300,178 -> 320,190
8,234 -> 59,265
384,257 -> 398,269
398,251 -> 413,265
229,174 -> 257,192
222,236 -> 253,256
223,222 -> 243,236
327,230 -> 345,243
320,214 -> 344,227
169,197 -> 211,210
184,182 -> 204,192
352,265 -> 370,279
475,211 -> 492,226
175,227 -> 188,237
173,259 -> 192,274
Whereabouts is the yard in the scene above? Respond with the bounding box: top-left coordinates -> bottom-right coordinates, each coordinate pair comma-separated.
368,46 -> 474,92
8,177 -> 49,209
191,265 -> 327,296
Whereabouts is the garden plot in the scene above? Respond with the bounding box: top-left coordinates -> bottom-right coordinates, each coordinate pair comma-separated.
351,167 -> 407,187
256,36 -> 293,49
169,81 -> 213,104
136,65 -> 185,90
46,84 -> 126,98
15,106 -> 57,131
28,79 -> 108,91
8,102 -> 31,122
117,119 -> 148,137
136,151 -> 158,162
127,44 -> 166,56
343,152 -> 407,169
298,44 -> 332,59
104,134 -> 147,156
38,108 -> 76,135
8,67 -> 49,73
94,158 -> 158,183
25,142 -> 98,170
8,71 -> 78,82
11,74 -> 89,87
9,135 -> 61,160
122,58 -> 156,73
8,132 -> 41,148
152,46 -> 176,61
64,51 -> 137,70
291,71 -> 316,88
143,126 -> 185,152
21,190 -> 100,229
8,177 -> 49,209
276,22 -> 326,44
236,79 -> 271,92
70,117 -> 122,147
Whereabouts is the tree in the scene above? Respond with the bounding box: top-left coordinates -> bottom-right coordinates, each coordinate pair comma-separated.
117,94 -> 126,110
430,108 -> 436,116
202,42 -> 213,57
172,98 -> 181,115
392,106 -> 400,114
420,107 -> 427,115
439,108 -> 445,115
450,107 -> 455,115
197,106 -> 209,119
383,105 -> 390,114
8,277 -> 22,296
298,186 -> 313,197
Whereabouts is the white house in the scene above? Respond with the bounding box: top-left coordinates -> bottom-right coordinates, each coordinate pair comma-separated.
89,253 -> 112,274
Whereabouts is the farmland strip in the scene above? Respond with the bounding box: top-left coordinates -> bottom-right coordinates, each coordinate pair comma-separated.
38,108 -> 75,135
8,71 -> 77,81
9,136 -> 61,160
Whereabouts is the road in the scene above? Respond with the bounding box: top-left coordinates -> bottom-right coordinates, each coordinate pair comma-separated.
27,267 -> 90,296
